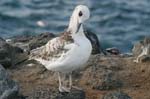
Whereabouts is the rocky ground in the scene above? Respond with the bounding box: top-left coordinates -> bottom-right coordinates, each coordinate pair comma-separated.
0,33 -> 150,99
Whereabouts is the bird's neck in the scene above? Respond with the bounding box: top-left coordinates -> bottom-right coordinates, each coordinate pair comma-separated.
67,11 -> 77,34
67,22 -> 84,36
71,25 -> 86,39
67,23 -> 77,34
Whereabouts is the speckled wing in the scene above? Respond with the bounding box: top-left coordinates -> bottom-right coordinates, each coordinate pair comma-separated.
30,32 -> 74,62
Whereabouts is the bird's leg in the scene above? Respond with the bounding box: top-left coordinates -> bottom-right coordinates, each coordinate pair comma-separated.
70,72 -> 82,91
69,73 -> 72,90
133,54 -> 141,63
58,72 -> 63,92
58,72 -> 70,92
62,73 -> 68,88
71,85 -> 82,91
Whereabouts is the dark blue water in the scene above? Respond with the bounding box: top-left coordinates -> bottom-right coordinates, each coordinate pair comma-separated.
0,0 -> 150,52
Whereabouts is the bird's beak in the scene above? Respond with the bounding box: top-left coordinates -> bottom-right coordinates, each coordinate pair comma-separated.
76,23 -> 82,33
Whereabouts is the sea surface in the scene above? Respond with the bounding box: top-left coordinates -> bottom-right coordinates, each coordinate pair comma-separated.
0,0 -> 150,52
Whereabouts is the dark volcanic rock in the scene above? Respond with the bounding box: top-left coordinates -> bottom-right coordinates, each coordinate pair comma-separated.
0,38 -> 12,67
27,86 -> 85,99
56,90 -> 85,99
0,38 -> 27,68
91,68 -> 122,90
106,47 -> 120,55
0,64 -> 19,99
12,35 -> 33,43
103,91 -> 131,99
82,58 -> 123,90
0,37 -> 5,42
140,55 -> 150,62
0,38 -> 10,58
82,55 -> 122,90
85,30 -> 106,55
27,87 -> 58,99
29,32 -> 55,50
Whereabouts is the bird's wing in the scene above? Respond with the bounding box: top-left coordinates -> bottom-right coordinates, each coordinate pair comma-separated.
30,31 -> 74,61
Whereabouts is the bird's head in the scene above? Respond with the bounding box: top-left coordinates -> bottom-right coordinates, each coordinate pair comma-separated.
68,5 -> 90,34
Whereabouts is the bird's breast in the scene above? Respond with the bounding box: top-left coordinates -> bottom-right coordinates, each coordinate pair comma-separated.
68,36 -> 92,66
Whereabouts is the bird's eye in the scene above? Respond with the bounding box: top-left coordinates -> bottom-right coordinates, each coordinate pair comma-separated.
79,11 -> 83,17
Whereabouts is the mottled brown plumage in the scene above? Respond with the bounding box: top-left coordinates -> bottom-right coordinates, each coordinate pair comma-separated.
143,37 -> 150,46
134,37 -> 150,63
30,31 -> 74,61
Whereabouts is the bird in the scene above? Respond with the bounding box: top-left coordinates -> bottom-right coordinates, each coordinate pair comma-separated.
133,37 -> 150,63
30,5 -> 92,92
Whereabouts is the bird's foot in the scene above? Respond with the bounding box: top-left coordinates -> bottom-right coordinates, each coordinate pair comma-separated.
71,86 -> 83,90
133,59 -> 139,63
59,86 -> 71,93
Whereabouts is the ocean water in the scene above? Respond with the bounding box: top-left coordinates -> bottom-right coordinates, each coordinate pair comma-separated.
0,0 -> 150,52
